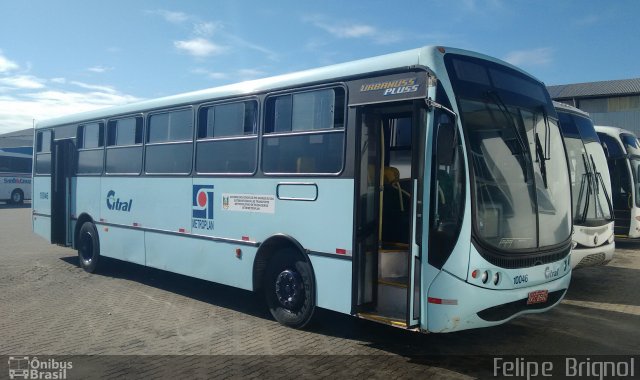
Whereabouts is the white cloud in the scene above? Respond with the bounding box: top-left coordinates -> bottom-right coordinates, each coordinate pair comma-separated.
0,75 -> 46,89
87,65 -> 114,73
193,22 -> 220,37
174,38 -> 226,57
312,20 -> 377,39
191,68 -> 266,82
304,15 -> 404,45
191,68 -> 228,80
50,77 -> 66,84
0,83 -> 141,133
237,69 -> 266,79
148,9 -> 189,24
70,81 -> 118,94
0,53 -> 19,72
504,47 -> 554,67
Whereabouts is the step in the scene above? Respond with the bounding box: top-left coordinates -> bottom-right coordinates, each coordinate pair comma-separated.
376,278 -> 407,318
379,249 -> 409,279
358,312 -> 407,328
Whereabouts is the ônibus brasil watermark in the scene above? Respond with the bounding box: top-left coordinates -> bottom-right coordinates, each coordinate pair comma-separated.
8,356 -> 72,380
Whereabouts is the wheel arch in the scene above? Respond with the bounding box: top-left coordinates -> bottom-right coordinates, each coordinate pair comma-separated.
252,234 -> 315,293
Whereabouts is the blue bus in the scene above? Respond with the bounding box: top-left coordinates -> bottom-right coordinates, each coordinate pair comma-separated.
32,46 -> 572,333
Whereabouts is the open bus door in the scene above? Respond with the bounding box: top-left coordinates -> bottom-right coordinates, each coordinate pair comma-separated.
51,139 -> 74,246
353,101 -> 424,329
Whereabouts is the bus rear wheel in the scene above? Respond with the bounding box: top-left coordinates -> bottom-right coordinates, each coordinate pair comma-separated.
10,189 -> 23,204
264,250 -> 315,328
78,222 -> 100,273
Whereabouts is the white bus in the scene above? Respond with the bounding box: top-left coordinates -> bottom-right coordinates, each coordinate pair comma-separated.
32,46 -> 572,333
595,125 -> 640,239
0,149 -> 32,204
555,102 -> 614,268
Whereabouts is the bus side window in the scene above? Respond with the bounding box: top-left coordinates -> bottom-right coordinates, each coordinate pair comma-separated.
35,130 -> 53,175
76,122 -> 105,175
262,87 -> 346,175
105,116 -> 143,175
145,108 -> 193,175
195,100 -> 258,174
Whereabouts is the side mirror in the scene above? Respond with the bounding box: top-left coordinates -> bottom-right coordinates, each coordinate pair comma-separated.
436,123 -> 456,166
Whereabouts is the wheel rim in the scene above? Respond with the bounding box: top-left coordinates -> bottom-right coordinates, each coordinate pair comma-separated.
12,192 -> 20,203
79,232 -> 94,263
275,269 -> 304,311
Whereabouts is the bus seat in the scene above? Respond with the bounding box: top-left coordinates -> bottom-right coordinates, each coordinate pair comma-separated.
384,166 -> 410,211
297,157 -> 316,173
384,166 -> 400,185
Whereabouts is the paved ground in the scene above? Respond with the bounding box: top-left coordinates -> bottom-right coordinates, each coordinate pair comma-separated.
0,204 -> 639,378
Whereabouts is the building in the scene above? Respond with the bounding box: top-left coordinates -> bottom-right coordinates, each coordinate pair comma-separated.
0,128 -> 33,154
547,78 -> 640,136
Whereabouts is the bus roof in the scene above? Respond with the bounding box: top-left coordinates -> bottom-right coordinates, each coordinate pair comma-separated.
35,45 -> 538,129
553,100 -> 590,118
595,125 -> 637,138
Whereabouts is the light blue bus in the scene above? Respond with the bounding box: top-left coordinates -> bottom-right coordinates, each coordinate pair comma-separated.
32,46 -> 572,333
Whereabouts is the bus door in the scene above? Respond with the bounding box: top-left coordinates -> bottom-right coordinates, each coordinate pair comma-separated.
354,101 -> 423,328
51,139 -> 75,246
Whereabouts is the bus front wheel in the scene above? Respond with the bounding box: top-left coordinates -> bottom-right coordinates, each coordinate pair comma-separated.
78,222 -> 100,273
10,189 -> 23,204
264,249 -> 315,328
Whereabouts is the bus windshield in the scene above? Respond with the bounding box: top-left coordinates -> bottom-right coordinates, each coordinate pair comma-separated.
558,112 -> 613,225
620,133 -> 640,207
445,54 -> 571,251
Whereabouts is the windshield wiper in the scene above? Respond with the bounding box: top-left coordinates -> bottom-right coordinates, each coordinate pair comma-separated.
590,154 -> 614,220
535,133 -> 548,189
485,90 -> 531,183
576,153 -> 593,223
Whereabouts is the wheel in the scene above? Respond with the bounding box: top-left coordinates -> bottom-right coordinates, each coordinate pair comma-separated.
77,222 -> 100,273
10,189 -> 23,204
264,249 -> 315,328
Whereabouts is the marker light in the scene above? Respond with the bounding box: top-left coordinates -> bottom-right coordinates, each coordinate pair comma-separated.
471,269 -> 479,279
481,271 -> 489,284
493,272 -> 500,285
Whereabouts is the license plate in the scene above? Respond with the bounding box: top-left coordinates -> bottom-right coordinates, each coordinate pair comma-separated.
527,290 -> 549,305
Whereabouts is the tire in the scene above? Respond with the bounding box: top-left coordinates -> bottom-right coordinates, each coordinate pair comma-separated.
77,222 -> 100,273
10,189 -> 23,204
264,249 -> 315,328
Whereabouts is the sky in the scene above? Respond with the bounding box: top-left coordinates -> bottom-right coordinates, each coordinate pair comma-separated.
0,0 -> 639,134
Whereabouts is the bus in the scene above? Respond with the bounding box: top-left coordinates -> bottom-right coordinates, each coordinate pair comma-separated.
0,149 -> 32,204
595,125 -> 640,239
555,102 -> 614,268
32,46 -> 572,333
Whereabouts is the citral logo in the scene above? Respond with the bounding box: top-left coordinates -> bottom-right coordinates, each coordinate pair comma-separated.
106,190 -> 133,212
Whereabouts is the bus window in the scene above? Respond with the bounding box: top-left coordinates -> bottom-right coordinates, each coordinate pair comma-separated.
145,108 -> 193,174
35,130 -> 52,175
597,133 -> 624,158
77,122 -> 104,175
262,87 -> 345,174
196,100 -> 258,174
105,116 -> 143,174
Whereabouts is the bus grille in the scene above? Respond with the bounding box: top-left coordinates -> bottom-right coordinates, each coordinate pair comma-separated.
575,252 -> 607,269
476,289 -> 566,322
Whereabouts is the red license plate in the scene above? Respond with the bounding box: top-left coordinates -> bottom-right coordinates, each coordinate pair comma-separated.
527,290 -> 549,305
